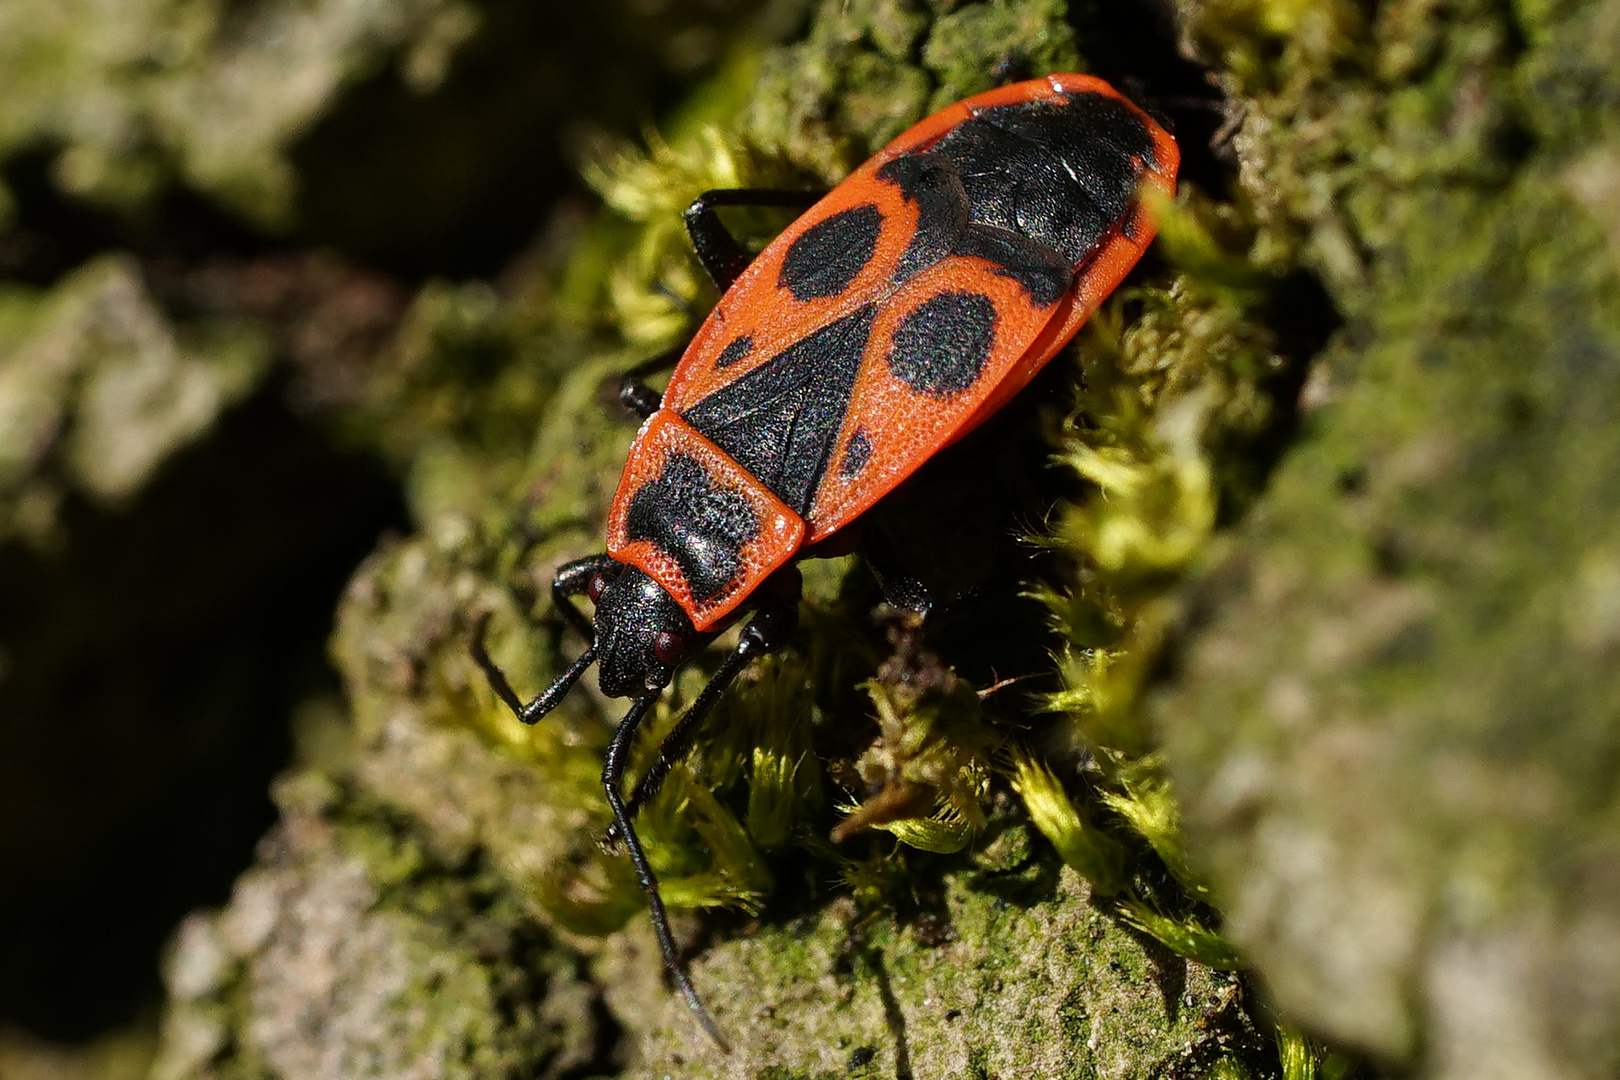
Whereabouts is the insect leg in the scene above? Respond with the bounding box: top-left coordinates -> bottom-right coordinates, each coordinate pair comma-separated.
618,345 -> 684,419
551,554 -> 615,639
683,189 -> 827,291
470,554 -> 617,725
604,692 -> 731,1050
607,589 -> 801,844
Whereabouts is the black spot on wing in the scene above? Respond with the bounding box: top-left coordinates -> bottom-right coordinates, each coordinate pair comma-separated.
951,224 -> 1073,307
626,453 -> 758,603
840,427 -> 872,478
875,153 -> 968,285
715,335 -> 754,370
682,304 -> 879,514
778,204 -> 883,301
932,91 -> 1155,266
887,291 -> 997,398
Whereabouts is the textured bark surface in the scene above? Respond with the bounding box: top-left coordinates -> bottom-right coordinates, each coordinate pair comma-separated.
1154,2 -> 1620,1077
3,0 -> 1615,1078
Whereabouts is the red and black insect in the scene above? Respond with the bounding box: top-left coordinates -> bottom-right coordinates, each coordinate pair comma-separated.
474,73 -> 1178,1044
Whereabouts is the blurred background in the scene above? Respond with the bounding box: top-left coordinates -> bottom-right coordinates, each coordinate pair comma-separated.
0,0 -> 807,1064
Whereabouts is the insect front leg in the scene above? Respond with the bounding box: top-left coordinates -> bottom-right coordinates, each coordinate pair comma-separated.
602,692 -> 730,1049
550,554 -> 615,640
618,345 -> 685,420
683,188 -> 827,291
607,567 -> 803,843
470,554 -> 616,725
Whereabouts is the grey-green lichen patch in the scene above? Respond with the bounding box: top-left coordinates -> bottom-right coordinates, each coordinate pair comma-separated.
149,772 -> 598,1080
1145,0 -> 1620,1076
0,254 -> 269,544
632,862 -> 1249,1080
742,0 -> 1079,179
0,0 -> 474,224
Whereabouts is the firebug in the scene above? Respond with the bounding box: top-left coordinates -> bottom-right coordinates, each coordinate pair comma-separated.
474,72 -> 1180,1046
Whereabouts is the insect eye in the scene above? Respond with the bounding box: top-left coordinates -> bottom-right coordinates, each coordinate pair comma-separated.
652,631 -> 686,665
586,574 -> 608,602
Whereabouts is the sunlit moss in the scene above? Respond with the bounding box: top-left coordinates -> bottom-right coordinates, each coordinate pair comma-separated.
584,124 -> 805,349
868,805 -> 977,855
1208,1057 -> 1256,1080
1118,901 -> 1244,970
1008,751 -> 1127,894
1097,755 -> 1201,894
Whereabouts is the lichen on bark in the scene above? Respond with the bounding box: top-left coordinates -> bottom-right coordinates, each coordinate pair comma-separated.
133,0 -> 1301,1073
1152,1 -> 1620,1077
11,0 -> 1615,1077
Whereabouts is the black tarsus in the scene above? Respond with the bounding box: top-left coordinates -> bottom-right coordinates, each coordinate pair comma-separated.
683,188 -> 827,291
470,555 -> 615,725
471,617 -> 598,724
472,558 -> 804,1052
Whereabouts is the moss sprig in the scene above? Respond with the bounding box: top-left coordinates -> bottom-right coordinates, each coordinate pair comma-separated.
1008,188 -> 1298,977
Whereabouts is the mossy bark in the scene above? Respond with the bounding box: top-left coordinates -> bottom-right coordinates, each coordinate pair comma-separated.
3,0 -> 1615,1077
1153,2 -> 1620,1077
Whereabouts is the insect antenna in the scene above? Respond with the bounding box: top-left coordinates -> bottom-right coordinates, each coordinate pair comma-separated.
604,691 -> 730,1051
470,613 -> 598,726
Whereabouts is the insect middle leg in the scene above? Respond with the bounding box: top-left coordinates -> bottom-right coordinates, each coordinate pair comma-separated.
617,189 -> 828,418
683,188 -> 827,291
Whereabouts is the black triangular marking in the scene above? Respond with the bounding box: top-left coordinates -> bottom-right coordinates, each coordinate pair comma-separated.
681,304 -> 879,515
876,152 -> 968,286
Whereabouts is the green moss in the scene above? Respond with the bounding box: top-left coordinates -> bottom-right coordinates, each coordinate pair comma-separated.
151,775 -> 596,1080
1151,0 -> 1620,1073
923,0 -> 1081,104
